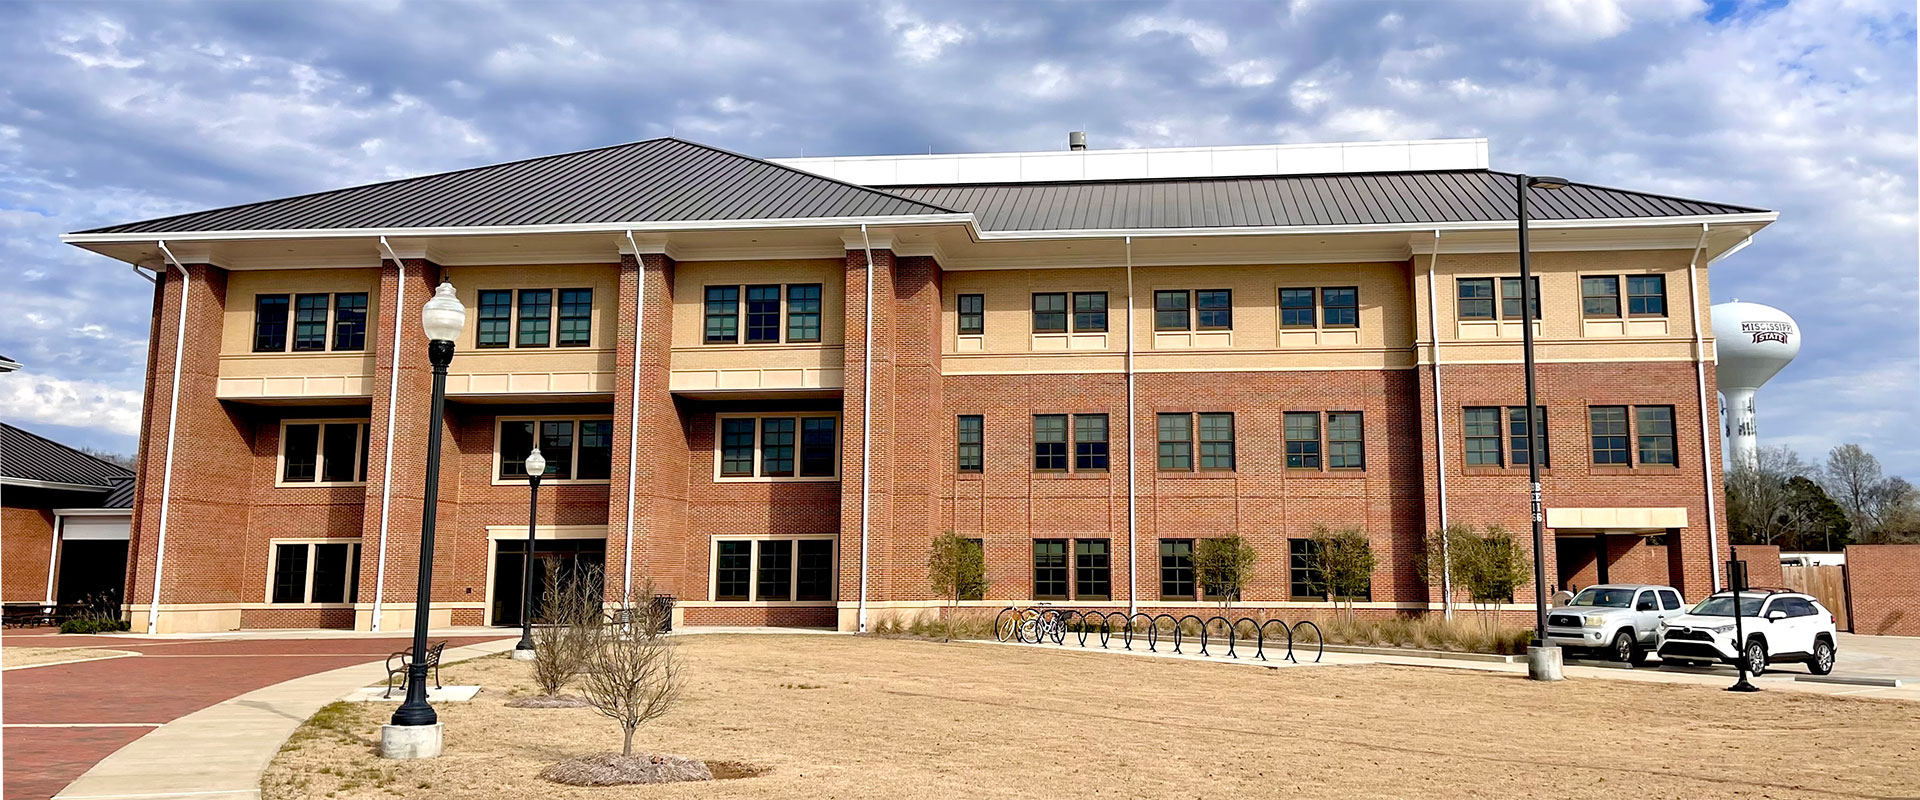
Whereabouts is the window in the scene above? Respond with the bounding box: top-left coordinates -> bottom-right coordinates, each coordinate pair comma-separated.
332,293 -> 368,351
1321,287 -> 1358,328
477,290 -> 512,348
756,540 -> 792,601
557,288 -> 592,347
1159,539 -> 1194,600
1073,292 -> 1108,333
796,539 -> 834,601
1279,288 -> 1315,328
1289,538 -> 1319,599
1627,275 -> 1667,316
1581,276 -> 1620,318
1157,413 -> 1192,471
957,294 -> 985,335
1659,589 -> 1682,610
1501,277 -> 1541,321
1463,407 -> 1503,466
1327,412 -> 1364,470
517,289 -> 552,347
704,286 -> 739,343
280,421 -> 369,485
956,415 -> 983,473
715,541 -> 751,600
497,417 -> 616,482
713,415 -> 839,479
1032,293 -> 1067,333
1589,406 -> 1630,465
1285,412 -> 1322,469
1637,406 -> 1676,466
1196,290 -> 1233,330
1074,414 -> 1109,471
745,285 -> 781,344
1508,406 -> 1548,467
1154,290 -> 1190,331
1198,413 -> 1235,470
1033,540 -> 1068,600
1032,414 -> 1068,472
1456,278 -> 1495,321
293,293 -> 329,352
254,294 -> 290,352
1075,540 -> 1111,599
269,541 -> 361,604
787,284 -> 822,343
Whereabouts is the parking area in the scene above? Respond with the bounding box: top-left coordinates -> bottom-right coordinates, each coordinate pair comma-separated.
1560,631 -> 1920,680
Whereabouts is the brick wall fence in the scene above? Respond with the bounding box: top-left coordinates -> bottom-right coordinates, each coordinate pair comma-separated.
1845,545 -> 1920,636
1736,544 -> 1784,590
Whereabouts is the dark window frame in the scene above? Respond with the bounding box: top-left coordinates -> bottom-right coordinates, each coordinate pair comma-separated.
1032,414 -> 1068,472
516,289 -> 553,347
1072,291 -> 1108,333
704,285 -> 740,344
556,288 -> 593,347
253,294 -> 291,352
957,415 -> 983,474
1463,407 -> 1504,467
1159,538 -> 1195,600
476,290 -> 513,349
1284,411 -> 1321,470
1581,276 -> 1621,319
331,292 -> 368,352
1031,292 -> 1068,334
1627,275 -> 1668,318
1198,412 -> 1235,471
280,420 -> 368,485
1074,539 -> 1111,600
1636,405 -> 1677,466
1456,278 -> 1496,321
744,284 -> 782,344
1589,406 -> 1631,466
1501,277 -> 1542,321
1032,539 -> 1068,600
787,283 -> 823,343
1154,290 -> 1191,331
292,293 -> 330,352
1157,412 -> 1193,471
1507,405 -> 1549,468
714,540 -> 752,601
1195,289 -> 1233,331
496,416 -> 614,482
1327,411 -> 1365,470
1074,414 -> 1109,472
1320,286 -> 1359,328
716,415 -> 838,479
1279,288 -> 1317,328
957,294 -> 985,335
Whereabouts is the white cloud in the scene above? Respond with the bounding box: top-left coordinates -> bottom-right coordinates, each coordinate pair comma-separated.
1121,14 -> 1229,56
883,5 -> 968,63
0,372 -> 142,436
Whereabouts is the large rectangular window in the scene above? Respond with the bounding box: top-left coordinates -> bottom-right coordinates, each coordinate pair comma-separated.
715,541 -> 751,601
1033,539 -> 1068,600
1627,275 -> 1667,317
271,544 -> 309,604
745,285 -> 782,344
1195,290 -> 1233,330
254,294 -> 291,352
477,290 -> 513,348
720,418 -> 757,477
957,294 -> 985,335
280,421 -> 368,485
332,293 -> 368,351
787,284 -> 822,343
1637,406 -> 1676,465
704,286 -> 739,343
269,541 -> 361,604
1032,414 -> 1068,472
557,288 -> 592,347
497,417 -> 615,482
1279,288 -> 1316,328
956,415 -> 983,474
1289,538 -> 1319,600
293,293 -> 329,352
517,289 -> 552,347
756,540 -> 792,601
800,418 -> 836,478
1321,287 -> 1358,328
1031,293 -> 1068,333
1456,278 -> 1495,321
1157,413 -> 1192,471
1074,414 -> 1109,471
1073,292 -> 1108,333
1501,277 -> 1541,320
714,415 -> 838,479
1463,407 -> 1503,466
1327,412 -> 1364,470
713,538 -> 834,602
282,424 -> 319,483
1285,411 -> 1321,469
1589,406 -> 1630,465
1198,413 -> 1235,470
1154,290 -> 1190,331
320,423 -> 362,483
796,539 -> 834,601
1075,539 -> 1111,600
1581,276 -> 1621,318
1159,539 -> 1194,600
538,421 -> 574,480
1507,406 -> 1548,467
760,417 -> 796,477
577,420 -> 613,480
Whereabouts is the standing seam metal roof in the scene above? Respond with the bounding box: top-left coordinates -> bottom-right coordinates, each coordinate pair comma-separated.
0,422 -> 134,489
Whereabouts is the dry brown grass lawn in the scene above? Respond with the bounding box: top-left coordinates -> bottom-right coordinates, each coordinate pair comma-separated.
262,634 -> 1920,799
1,647 -> 132,669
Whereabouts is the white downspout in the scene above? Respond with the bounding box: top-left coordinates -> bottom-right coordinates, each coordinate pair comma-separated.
146,241 -> 189,634
622,230 -> 647,603
1425,231 -> 1453,618
857,225 -> 876,632
370,236 -> 408,630
1124,236 -> 1137,615
44,514 -> 63,605
1686,223 -> 1722,593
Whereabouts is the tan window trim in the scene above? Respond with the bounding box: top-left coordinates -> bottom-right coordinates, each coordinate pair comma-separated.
711,412 -> 841,482
275,418 -> 370,488
492,415 -> 616,486
707,534 -> 838,603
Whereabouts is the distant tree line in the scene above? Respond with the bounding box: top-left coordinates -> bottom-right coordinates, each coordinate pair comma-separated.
1727,443 -> 1920,549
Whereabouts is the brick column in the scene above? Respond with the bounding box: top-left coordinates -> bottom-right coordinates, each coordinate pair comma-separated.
884,255 -> 944,607
838,243 -> 897,630
607,248 -> 688,605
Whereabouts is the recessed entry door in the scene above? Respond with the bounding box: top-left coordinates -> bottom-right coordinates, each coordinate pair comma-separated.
492,538 -> 607,627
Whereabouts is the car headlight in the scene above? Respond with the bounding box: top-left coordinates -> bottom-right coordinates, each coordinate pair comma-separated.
1584,616 -> 1606,628
1710,624 -> 1735,634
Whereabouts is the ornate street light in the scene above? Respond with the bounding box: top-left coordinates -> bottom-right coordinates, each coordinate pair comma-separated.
1518,174 -> 1568,681
512,446 -> 547,660
382,281 -> 465,758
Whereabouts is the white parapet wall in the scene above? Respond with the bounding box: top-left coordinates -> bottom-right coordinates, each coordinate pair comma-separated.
772,138 -> 1490,186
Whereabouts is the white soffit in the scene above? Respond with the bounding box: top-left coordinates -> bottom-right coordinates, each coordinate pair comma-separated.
771,138 -> 1490,186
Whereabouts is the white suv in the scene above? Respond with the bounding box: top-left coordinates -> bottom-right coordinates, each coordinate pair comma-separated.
1657,590 -> 1838,676
1546,584 -> 1687,663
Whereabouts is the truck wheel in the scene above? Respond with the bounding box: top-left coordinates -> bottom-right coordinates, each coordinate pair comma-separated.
1809,638 -> 1835,675
1743,638 -> 1768,677
1609,630 -> 1638,663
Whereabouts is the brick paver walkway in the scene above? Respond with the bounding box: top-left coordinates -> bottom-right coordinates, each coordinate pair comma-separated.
2,631 -> 498,800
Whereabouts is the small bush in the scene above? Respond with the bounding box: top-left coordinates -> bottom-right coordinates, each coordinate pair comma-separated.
59,615 -> 130,634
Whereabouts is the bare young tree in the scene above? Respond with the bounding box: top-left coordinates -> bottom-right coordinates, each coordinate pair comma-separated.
530,563 -> 602,697
1822,443 -> 1884,534
579,583 -> 682,758
1726,445 -> 1811,545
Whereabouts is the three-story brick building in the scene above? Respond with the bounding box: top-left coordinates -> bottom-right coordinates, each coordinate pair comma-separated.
61,136 -> 1772,633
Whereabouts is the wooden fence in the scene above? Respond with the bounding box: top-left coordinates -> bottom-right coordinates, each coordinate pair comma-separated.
1781,564 -> 1849,631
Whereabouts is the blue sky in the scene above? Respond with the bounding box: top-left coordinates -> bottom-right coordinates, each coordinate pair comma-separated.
2,0 -> 1915,475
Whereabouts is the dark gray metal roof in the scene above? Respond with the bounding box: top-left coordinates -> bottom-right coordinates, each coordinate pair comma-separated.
0,423 -> 134,489
75,138 -> 958,235
101,476 -> 136,508
883,171 -> 1767,232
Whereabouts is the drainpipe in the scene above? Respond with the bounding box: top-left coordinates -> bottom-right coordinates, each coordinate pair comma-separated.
146,241 -> 189,634
44,515 -> 63,605
1685,223 -> 1722,593
369,236 -> 409,631
622,230 -> 647,604
1124,236 -> 1137,615
1425,231 -> 1453,618
857,224 -> 876,632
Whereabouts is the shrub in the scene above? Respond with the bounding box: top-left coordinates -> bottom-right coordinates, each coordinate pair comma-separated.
530,562 -> 603,697
1307,524 -> 1376,621
59,613 -> 130,634
926,532 -> 985,642
1193,534 -> 1258,608
579,580 -> 681,758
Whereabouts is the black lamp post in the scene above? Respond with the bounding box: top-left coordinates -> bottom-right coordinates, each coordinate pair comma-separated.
391,281 -> 466,731
513,446 -> 547,658
1517,173 -> 1569,681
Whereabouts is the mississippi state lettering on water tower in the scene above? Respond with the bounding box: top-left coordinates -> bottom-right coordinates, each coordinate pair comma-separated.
1711,301 -> 1801,469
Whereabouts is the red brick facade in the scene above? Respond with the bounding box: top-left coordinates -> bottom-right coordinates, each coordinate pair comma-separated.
1844,545 -> 1920,636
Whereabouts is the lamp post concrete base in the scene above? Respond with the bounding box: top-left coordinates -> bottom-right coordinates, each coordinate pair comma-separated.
1527,645 -> 1565,681
510,647 -> 536,661
379,722 -> 443,759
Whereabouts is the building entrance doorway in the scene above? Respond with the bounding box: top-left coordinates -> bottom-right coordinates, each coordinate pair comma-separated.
56,539 -> 128,609
491,538 -> 606,627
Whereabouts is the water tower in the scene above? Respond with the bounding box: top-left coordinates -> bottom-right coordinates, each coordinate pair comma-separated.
1712,301 -> 1801,469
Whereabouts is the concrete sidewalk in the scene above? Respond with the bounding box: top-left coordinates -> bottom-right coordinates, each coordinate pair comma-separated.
51,637 -> 516,800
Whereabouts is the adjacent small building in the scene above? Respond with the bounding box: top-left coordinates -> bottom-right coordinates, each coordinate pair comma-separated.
1,422 -> 135,613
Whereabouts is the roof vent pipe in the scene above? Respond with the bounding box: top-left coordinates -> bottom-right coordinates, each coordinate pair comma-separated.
1068,131 -> 1087,151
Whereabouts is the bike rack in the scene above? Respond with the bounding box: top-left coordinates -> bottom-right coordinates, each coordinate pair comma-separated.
995,607 -> 1301,663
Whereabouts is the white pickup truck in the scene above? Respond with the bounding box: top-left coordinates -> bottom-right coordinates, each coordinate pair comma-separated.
1545,584 -> 1688,663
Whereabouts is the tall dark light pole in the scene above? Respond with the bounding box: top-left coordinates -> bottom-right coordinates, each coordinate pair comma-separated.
383,281 -> 466,756
512,446 -> 547,659
1517,174 -> 1569,682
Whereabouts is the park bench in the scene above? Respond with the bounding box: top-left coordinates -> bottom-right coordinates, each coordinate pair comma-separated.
383,640 -> 447,698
